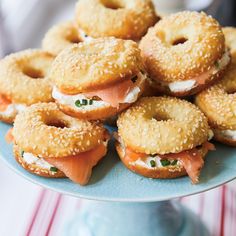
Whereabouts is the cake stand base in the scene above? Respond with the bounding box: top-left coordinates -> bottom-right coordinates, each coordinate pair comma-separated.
63,200 -> 209,236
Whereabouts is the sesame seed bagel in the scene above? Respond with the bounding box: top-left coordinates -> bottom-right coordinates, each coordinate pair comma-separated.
140,11 -> 230,96
14,144 -> 65,178
50,38 -> 144,93
0,49 -> 54,123
116,142 -> 208,179
223,27 -> 236,53
75,0 -> 159,40
13,103 -> 109,158
50,38 -> 146,120
195,53 -> 236,146
117,97 -> 210,155
42,21 -> 81,56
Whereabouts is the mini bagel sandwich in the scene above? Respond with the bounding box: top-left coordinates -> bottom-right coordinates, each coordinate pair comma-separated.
196,53 -> 236,146
140,11 -> 230,97
75,0 -> 159,41
223,27 -> 236,54
116,97 -> 215,184
42,21 -> 81,56
50,38 -> 147,120
0,49 -> 54,123
13,103 -> 110,185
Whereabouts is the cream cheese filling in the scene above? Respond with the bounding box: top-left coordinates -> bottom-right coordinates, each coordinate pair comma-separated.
152,50 -> 230,93
52,73 -> 145,110
169,80 -> 196,93
208,130 -> 214,141
134,155 -> 180,168
0,104 -> 26,117
52,88 -> 110,111
23,152 -> 55,170
78,29 -> 94,42
116,135 -> 180,169
215,129 -> 236,140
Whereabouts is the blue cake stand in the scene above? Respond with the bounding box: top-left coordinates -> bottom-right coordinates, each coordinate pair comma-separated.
0,122 -> 235,236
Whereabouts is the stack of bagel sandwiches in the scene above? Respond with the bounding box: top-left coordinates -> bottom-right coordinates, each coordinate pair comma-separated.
0,0 -> 235,185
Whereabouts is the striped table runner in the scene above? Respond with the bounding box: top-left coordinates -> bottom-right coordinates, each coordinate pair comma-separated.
0,160 -> 235,236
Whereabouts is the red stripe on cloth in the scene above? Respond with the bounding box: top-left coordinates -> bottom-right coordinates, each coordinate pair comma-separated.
231,188 -> 236,235
220,185 -> 226,236
45,194 -> 62,236
25,189 -> 46,236
230,188 -> 234,236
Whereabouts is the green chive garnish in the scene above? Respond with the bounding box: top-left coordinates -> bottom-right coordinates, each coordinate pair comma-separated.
75,100 -> 81,107
50,167 -> 58,172
89,99 -> 93,105
21,150 -> 24,157
214,61 -> 220,69
150,160 -> 156,167
160,159 -> 171,167
171,160 -> 178,165
81,99 -> 88,105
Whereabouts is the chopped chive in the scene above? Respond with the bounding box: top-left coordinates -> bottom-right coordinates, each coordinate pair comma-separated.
171,160 -> 178,165
214,61 -> 220,69
89,99 -> 93,105
81,99 -> 88,105
50,167 -> 58,172
131,76 -> 138,83
75,100 -> 81,107
160,159 -> 171,167
150,160 -> 156,167
21,150 -> 24,157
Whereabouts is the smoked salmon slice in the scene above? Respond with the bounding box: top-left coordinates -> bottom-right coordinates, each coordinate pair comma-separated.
5,128 -> 14,143
175,149 -> 204,184
125,147 -> 147,162
44,143 -> 107,185
194,68 -> 214,85
0,94 -> 11,112
203,141 -> 215,151
84,79 -> 134,107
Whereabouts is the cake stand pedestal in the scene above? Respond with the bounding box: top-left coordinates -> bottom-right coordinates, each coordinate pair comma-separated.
63,200 -> 209,236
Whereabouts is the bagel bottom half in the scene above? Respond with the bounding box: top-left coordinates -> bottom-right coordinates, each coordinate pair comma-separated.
56,101 -> 131,121
116,141 -> 209,180
213,129 -> 236,147
14,144 -> 65,178
0,111 -> 16,124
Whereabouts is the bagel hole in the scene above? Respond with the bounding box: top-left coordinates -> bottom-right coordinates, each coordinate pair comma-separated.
23,67 -> 44,79
46,121 -> 68,129
101,0 -> 124,9
226,89 -> 236,94
172,37 -> 188,46
153,115 -> 171,122
67,35 -> 80,44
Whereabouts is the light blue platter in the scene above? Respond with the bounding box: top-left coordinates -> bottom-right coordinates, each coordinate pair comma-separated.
0,121 -> 235,202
